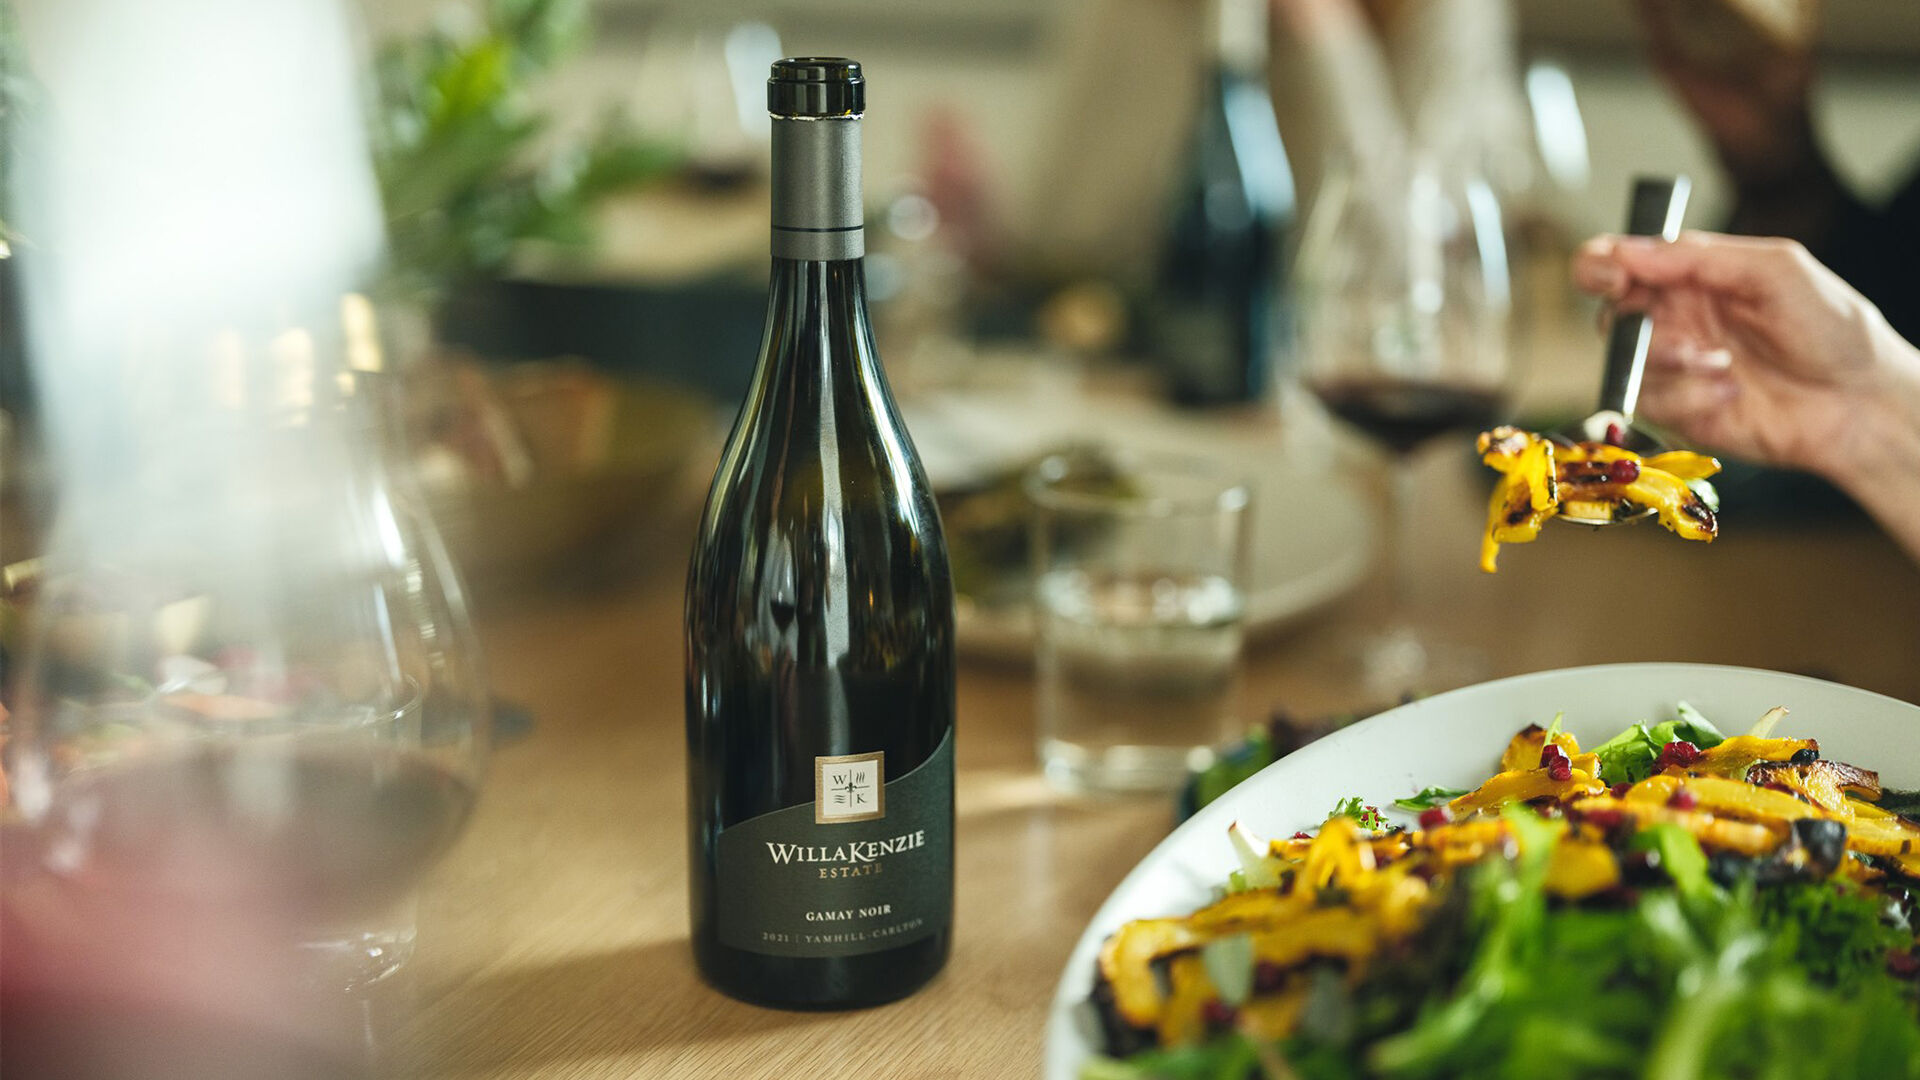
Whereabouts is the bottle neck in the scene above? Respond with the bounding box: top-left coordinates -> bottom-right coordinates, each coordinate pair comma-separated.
758,259 -> 880,386
770,115 -> 865,262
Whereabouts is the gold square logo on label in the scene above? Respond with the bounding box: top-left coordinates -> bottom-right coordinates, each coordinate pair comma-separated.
815,750 -> 885,824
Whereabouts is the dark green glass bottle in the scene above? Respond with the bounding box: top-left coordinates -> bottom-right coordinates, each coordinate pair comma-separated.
684,58 -> 955,1010
1145,0 -> 1296,405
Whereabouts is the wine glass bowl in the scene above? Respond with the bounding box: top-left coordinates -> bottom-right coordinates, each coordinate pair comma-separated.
1295,157 -> 1512,431
3,308 -> 489,1010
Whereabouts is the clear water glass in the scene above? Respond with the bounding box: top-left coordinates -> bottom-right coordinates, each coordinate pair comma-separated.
1027,452 -> 1251,793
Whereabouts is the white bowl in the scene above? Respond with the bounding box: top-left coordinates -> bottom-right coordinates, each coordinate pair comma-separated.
1044,663 -> 1920,1080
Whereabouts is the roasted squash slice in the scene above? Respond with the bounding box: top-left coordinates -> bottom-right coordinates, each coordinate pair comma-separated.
1449,765 -> 1607,817
1499,723 -> 1583,773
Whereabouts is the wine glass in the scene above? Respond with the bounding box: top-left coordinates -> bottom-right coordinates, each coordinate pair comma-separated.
0,301 -> 488,1069
1294,153 -> 1512,696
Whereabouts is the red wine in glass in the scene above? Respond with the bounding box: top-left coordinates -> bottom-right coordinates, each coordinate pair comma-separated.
1307,376 -> 1504,457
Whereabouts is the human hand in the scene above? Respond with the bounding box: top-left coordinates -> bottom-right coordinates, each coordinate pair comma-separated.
1571,231 -> 1920,494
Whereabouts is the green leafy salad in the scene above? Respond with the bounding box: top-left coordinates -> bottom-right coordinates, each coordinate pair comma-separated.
1083,707 -> 1920,1079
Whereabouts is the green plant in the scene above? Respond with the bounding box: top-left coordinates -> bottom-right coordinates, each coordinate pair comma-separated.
369,0 -> 680,301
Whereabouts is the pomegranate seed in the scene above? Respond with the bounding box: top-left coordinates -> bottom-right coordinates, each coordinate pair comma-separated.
1889,951 -> 1920,979
1581,807 -> 1626,829
1605,422 -> 1625,446
1202,1000 -> 1239,1028
1609,458 -> 1641,484
1668,788 -> 1699,811
1611,782 -> 1633,798
1253,962 -> 1287,993
1548,760 -> 1574,783
1657,741 -> 1702,770
1419,806 -> 1452,830
1291,831 -> 1312,840
1540,743 -> 1570,769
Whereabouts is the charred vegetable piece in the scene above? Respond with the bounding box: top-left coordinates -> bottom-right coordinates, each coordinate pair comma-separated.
1498,723 -> 1583,774
1688,735 -> 1819,780
1477,427 -> 1558,572
1098,918 -> 1204,1028
1749,759 -> 1881,814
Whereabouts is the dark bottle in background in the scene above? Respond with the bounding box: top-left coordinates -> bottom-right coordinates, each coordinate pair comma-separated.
1144,0 -> 1296,406
684,58 -> 955,1010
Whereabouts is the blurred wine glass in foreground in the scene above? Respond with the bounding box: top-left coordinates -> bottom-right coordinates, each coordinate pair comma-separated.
1295,154 -> 1511,696
5,303 -> 489,955
1,303 -> 489,1072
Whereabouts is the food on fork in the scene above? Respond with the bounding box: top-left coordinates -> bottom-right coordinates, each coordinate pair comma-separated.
1476,426 -> 1721,572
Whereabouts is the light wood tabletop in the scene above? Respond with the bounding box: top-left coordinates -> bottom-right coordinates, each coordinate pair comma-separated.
385,426 -> 1920,1079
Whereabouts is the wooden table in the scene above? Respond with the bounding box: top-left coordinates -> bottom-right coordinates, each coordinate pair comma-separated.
388,439 -> 1920,1079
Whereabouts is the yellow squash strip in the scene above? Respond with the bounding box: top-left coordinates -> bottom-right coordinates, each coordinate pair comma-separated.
1188,888 -> 1312,934
1571,795 -> 1783,856
1449,765 -> 1607,817
1672,775 -> 1816,823
1157,954 -> 1213,1047
1643,450 -> 1722,480
1545,838 -> 1622,898
1248,908 -> 1383,973
1620,469 -> 1717,541
1343,863 -> 1434,938
1839,810 -> 1920,857
1300,816 -> 1376,896
1237,986 -> 1310,1041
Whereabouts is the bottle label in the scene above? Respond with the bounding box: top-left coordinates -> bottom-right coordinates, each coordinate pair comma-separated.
715,728 -> 953,957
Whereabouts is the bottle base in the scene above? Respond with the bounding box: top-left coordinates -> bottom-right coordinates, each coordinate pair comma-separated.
692,931 -> 951,1011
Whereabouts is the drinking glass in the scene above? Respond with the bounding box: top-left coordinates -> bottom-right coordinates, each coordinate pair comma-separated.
1294,153 -> 1512,696
1027,451 -> 1251,793
1,301 -> 489,1057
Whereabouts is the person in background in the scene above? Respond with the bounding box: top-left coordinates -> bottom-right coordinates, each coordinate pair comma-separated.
1634,0 -> 1920,345
1572,230 -> 1920,565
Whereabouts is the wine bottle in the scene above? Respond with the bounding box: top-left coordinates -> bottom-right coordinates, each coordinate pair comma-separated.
1144,0 -> 1296,405
684,58 -> 955,1010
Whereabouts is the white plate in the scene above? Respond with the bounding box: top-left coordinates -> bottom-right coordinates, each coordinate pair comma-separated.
1043,663 -> 1920,1080
908,388 -> 1374,660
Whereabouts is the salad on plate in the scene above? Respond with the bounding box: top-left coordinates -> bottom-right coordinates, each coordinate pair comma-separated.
1080,704 -> 1920,1079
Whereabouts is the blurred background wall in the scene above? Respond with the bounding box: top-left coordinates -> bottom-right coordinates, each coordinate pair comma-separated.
351,0 -> 1920,253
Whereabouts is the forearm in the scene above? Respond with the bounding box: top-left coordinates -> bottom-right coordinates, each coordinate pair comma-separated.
1821,329 -> 1920,564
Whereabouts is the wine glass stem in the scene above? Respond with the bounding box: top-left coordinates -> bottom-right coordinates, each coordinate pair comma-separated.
1385,452 -> 1421,630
